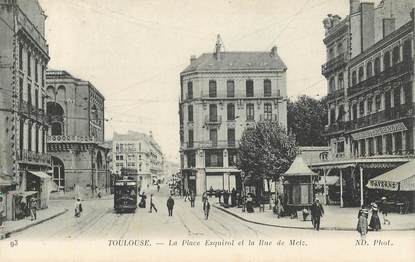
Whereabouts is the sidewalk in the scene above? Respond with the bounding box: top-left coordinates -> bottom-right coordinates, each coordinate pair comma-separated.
0,201 -> 68,240
213,203 -> 415,231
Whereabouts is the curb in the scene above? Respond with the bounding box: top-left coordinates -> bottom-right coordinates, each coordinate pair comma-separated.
213,205 -> 415,232
0,208 -> 68,240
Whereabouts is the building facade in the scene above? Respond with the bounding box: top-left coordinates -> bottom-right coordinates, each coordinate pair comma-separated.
0,0 -> 51,216
112,131 -> 164,189
179,36 -> 287,195
46,70 -> 110,197
316,0 -> 415,208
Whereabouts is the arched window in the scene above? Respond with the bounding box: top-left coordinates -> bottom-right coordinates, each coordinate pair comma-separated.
403,39 -> 412,62
366,62 -> 373,78
383,51 -> 391,70
374,57 -> 381,75
392,46 -> 400,65
51,122 -> 62,136
51,156 -> 65,190
358,67 -> 364,82
46,102 -> 64,135
351,71 -> 357,86
338,73 -> 344,89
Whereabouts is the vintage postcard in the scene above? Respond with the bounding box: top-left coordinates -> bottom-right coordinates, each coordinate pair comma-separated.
0,0 -> 414,261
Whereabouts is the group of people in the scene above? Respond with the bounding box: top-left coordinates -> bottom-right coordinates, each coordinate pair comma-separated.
18,196 -> 38,221
357,198 -> 389,239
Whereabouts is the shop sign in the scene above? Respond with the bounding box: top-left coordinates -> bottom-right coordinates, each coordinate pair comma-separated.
351,122 -> 407,140
368,180 -> 399,191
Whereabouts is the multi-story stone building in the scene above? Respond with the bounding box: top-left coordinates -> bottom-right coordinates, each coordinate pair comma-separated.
0,0 -> 51,217
46,70 -> 110,197
314,0 -> 415,210
179,36 -> 287,195
112,131 -> 164,189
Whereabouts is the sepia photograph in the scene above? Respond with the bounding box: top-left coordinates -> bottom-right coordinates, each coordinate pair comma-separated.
0,0 -> 414,261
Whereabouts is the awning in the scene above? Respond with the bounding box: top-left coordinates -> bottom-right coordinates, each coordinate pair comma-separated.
351,122 -> 407,140
367,160 -> 415,191
318,176 -> 339,186
0,174 -> 15,186
28,171 -> 51,180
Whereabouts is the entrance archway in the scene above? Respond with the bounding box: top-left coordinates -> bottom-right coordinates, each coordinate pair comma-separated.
47,102 -> 65,135
51,156 -> 65,190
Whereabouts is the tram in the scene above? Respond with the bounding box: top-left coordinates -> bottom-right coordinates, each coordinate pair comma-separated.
114,179 -> 138,213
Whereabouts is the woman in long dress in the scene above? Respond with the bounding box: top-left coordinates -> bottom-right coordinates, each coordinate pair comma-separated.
369,203 -> 381,231
357,208 -> 368,240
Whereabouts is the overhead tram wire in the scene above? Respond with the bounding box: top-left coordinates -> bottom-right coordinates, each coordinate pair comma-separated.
268,0 -> 313,49
67,0 -> 211,41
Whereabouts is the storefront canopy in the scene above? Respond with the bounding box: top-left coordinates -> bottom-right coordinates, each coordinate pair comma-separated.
28,171 -> 51,180
367,160 -> 415,191
284,156 -> 318,177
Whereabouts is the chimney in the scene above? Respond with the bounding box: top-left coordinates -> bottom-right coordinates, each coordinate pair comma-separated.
214,34 -> 222,61
383,18 -> 396,38
149,130 -> 153,138
350,0 -> 360,15
190,55 -> 196,64
270,46 -> 278,57
361,2 -> 375,52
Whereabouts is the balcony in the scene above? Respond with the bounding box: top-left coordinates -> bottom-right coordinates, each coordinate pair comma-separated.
204,115 -> 222,128
345,103 -> 414,131
327,88 -> 345,101
324,121 -> 345,134
348,60 -> 413,97
259,114 -> 278,122
321,53 -> 347,76
47,135 -> 96,144
17,150 -> 51,166
181,140 -> 239,150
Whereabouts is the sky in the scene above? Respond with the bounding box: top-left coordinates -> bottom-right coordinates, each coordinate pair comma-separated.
36,0 -> 377,163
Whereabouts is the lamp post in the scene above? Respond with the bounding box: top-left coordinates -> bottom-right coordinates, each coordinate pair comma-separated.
241,171 -> 246,212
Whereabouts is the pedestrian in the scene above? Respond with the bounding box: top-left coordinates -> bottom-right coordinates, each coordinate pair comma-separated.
369,203 -> 381,231
20,196 -> 27,219
203,199 -> 210,220
74,198 -> 83,217
310,198 -> 324,231
223,190 -> 229,206
0,196 -> 4,227
357,208 -> 369,240
167,196 -> 174,216
183,189 -> 188,202
246,194 -> 254,213
30,198 -> 37,221
231,188 -> 236,207
139,192 -> 147,208
157,184 -> 160,192
149,194 -> 158,213
190,190 -> 195,208
209,186 -> 214,198
202,191 -> 208,203
380,197 -> 390,225
273,195 -> 283,218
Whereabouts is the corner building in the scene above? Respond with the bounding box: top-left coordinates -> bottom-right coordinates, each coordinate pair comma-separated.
315,0 -> 415,209
179,36 -> 287,195
0,0 -> 51,216
45,70 -> 110,197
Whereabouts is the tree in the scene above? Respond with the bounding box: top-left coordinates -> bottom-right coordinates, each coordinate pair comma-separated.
237,121 -> 297,196
287,95 -> 327,146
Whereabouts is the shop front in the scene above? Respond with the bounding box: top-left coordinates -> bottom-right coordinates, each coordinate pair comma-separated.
367,159 -> 415,213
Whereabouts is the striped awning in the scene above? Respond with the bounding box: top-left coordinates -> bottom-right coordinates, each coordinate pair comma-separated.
367,160 -> 415,191
351,122 -> 407,140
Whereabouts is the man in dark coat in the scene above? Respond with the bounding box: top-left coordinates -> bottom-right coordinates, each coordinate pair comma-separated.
167,196 -> 174,216
231,188 -> 237,207
310,198 -> 324,231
